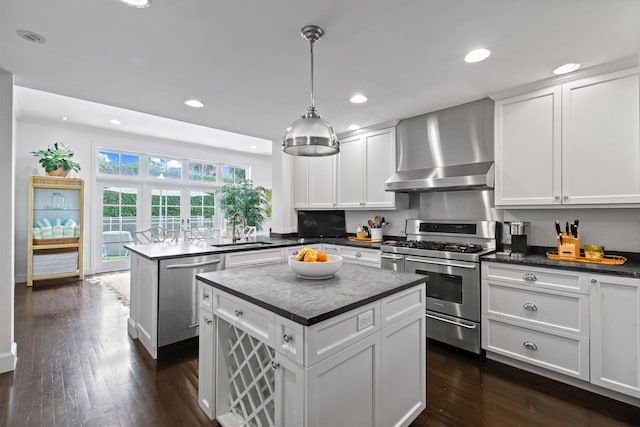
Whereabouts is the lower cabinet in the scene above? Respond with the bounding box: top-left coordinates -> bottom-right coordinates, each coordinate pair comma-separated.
198,287 -> 215,418
322,244 -> 381,268
203,283 -> 426,426
482,262 -> 640,402
225,248 -> 284,268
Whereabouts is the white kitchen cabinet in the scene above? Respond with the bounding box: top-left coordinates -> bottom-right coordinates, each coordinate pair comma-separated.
494,67 -> 640,207
273,354 -> 305,426
198,283 -> 215,419
224,248 -> 283,268
590,274 -> 640,398
322,244 -> 381,268
283,244 -> 322,260
293,156 -> 336,209
483,261 -> 640,402
306,332 -> 380,426
337,127 -> 396,209
128,252 -> 159,358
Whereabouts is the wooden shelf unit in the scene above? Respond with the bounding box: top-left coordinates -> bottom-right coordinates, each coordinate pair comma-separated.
27,176 -> 84,286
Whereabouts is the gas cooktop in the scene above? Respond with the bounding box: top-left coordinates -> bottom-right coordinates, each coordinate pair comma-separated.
383,240 -> 484,253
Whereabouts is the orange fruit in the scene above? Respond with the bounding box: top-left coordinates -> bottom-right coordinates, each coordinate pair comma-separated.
316,251 -> 328,262
304,251 -> 317,262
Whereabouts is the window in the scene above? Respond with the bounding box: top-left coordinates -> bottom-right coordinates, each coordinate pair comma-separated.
149,157 -> 182,180
222,165 -> 247,183
189,162 -> 217,182
190,191 -> 215,227
151,189 -> 181,231
98,151 -> 139,176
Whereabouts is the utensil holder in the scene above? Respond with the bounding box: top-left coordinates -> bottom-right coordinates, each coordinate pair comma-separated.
557,234 -> 580,257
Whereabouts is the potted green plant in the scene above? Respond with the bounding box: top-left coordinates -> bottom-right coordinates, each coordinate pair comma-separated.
32,142 -> 81,177
217,178 -> 268,232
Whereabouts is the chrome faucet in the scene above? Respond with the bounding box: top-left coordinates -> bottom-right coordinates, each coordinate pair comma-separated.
231,212 -> 246,243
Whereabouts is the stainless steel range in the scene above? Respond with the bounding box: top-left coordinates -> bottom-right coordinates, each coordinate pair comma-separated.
381,219 -> 496,354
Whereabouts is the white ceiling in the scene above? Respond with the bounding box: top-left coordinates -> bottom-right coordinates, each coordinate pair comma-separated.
2,0 -> 640,150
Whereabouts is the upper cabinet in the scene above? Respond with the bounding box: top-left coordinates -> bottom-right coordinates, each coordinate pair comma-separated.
337,127 -> 396,209
495,67 -> 640,207
293,155 -> 336,209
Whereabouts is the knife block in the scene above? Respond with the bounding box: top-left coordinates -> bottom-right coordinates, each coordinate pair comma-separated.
557,234 -> 580,257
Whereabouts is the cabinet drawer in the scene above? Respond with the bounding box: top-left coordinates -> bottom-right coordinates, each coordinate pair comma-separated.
485,282 -> 589,336
225,248 -> 283,268
275,315 -> 305,365
338,246 -> 380,264
483,262 -> 588,293
483,317 -> 589,380
284,244 -> 322,259
212,289 -> 275,346
199,283 -> 213,313
305,301 -> 380,366
380,283 -> 425,328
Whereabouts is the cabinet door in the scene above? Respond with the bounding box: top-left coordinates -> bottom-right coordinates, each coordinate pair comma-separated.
495,86 -> 562,206
198,309 -> 215,419
590,274 -> 640,398
337,136 -> 365,208
364,128 -> 396,208
308,156 -> 336,208
293,156 -> 309,208
273,355 -> 305,426
306,332 -> 380,426
380,310 -> 426,426
562,69 -> 640,204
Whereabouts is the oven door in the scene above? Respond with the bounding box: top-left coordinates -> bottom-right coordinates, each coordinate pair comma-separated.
405,256 -> 479,322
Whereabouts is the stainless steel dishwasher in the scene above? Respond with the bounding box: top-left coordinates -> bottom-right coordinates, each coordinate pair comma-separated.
158,254 -> 224,347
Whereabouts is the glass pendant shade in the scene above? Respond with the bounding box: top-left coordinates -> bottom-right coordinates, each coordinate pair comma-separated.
282,25 -> 339,157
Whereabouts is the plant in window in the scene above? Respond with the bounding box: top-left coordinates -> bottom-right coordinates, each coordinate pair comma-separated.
32,142 -> 81,177
217,178 -> 267,231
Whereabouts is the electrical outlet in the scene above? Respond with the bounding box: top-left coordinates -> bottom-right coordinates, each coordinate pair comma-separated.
357,310 -> 374,331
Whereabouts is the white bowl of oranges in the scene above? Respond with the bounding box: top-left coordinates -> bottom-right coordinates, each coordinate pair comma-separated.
288,248 -> 343,280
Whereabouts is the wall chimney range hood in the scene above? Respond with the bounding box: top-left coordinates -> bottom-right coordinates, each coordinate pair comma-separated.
385,98 -> 495,193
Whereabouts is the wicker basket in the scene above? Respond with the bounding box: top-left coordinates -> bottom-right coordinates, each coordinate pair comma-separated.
33,237 -> 80,245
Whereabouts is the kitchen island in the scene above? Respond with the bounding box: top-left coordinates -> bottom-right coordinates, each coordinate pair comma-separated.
196,262 -> 427,426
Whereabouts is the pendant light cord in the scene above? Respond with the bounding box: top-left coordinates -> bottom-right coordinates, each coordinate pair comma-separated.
309,38 -> 315,108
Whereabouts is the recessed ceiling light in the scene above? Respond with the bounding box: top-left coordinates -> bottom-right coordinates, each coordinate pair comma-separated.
286,127 -> 292,132
250,145 -> 257,150
184,99 -> 204,108
553,63 -> 580,75
347,124 -> 361,131
350,94 -> 368,104
60,116 -> 68,121
110,119 -> 121,125
119,0 -> 151,7
464,48 -> 491,63
16,29 -> 46,44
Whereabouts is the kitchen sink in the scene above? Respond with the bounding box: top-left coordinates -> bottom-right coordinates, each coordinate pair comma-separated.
211,241 -> 274,248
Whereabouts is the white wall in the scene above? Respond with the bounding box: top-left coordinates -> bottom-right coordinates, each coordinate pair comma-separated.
270,139 -> 297,234
15,117 -> 272,282
0,69 -> 17,373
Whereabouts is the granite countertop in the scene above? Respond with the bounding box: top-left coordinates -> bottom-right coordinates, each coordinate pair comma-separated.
482,253 -> 640,278
196,262 -> 425,326
124,236 -> 386,260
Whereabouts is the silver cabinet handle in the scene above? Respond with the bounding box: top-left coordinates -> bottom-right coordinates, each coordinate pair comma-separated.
563,195 -> 569,202
292,250 -> 298,255
283,334 -> 293,343
234,309 -> 243,317
166,259 -> 221,269
591,279 -> 598,285
204,317 -> 212,325
381,254 -> 404,260
523,302 -> 538,311
355,252 -> 362,257
426,313 -> 477,329
555,195 -> 560,201
406,257 -> 477,269
189,323 -> 200,329
271,361 -> 280,370
202,291 -> 210,300
523,273 -> 537,281
523,341 -> 538,351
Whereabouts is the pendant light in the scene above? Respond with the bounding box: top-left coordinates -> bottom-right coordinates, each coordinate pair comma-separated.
282,25 -> 339,157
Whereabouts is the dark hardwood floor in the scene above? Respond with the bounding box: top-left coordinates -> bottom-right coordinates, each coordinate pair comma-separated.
1,278 -> 639,426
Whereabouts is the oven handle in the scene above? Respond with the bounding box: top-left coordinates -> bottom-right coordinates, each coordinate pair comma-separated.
426,313 -> 477,329
381,254 -> 404,260
406,257 -> 477,269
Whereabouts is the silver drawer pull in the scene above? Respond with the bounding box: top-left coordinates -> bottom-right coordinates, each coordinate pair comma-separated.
234,309 -> 243,317
189,323 -> 200,329
523,273 -> 537,281
523,302 -> 538,311
355,252 -> 362,257
283,334 -> 293,343
591,279 -> 598,285
271,361 -> 280,370
202,291 -> 209,300
292,250 -> 298,255
204,317 -> 212,325
523,341 -> 538,351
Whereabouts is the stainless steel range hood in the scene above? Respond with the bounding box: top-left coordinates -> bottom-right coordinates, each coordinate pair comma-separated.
385,98 -> 495,192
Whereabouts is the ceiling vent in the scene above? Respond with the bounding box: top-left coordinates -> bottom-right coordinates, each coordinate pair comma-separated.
16,30 -> 46,44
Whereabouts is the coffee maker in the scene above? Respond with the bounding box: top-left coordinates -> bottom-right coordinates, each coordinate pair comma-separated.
498,221 -> 528,257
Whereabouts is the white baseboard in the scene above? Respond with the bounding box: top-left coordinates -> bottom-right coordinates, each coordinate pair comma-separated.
0,342 -> 17,374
